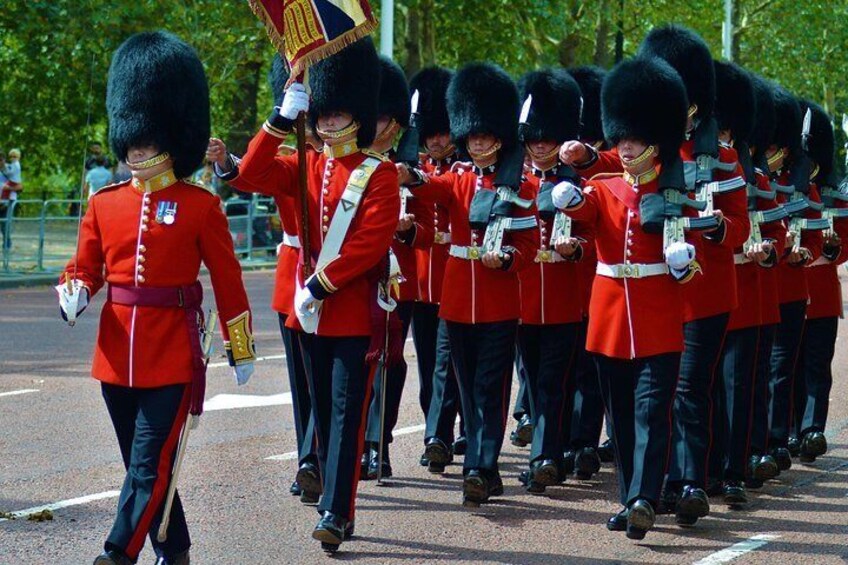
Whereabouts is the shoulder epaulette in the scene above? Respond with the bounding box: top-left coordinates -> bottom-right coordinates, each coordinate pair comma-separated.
588,172 -> 624,182
361,149 -> 391,162
90,180 -> 128,197
183,179 -> 217,195
450,161 -> 473,173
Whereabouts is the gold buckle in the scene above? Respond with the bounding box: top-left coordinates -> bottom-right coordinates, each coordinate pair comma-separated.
468,247 -> 480,260
434,232 -> 445,244
538,250 -> 551,263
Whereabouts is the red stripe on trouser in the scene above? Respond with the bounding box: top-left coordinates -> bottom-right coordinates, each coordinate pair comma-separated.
349,362 -> 378,520
126,387 -> 191,559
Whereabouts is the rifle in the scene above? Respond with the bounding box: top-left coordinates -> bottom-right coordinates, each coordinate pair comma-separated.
396,90 -> 421,218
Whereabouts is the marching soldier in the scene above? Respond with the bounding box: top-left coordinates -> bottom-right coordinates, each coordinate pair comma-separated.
514,68 -> 586,493
397,62 -> 538,507
236,38 -> 400,552
410,65 -> 469,472
552,56 -> 697,540
362,56 -> 435,480
57,31 -> 257,565
206,54 -> 320,504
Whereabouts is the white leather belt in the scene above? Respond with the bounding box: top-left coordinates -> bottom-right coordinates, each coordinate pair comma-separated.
596,262 -> 669,279
449,245 -> 484,260
535,249 -> 567,263
434,231 -> 451,245
282,232 -> 300,249
734,253 -> 752,265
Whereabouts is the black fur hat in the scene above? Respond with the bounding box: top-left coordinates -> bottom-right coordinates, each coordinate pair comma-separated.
377,55 -> 411,128
447,62 -> 519,150
639,24 -> 715,119
799,99 -> 834,177
567,65 -> 606,143
409,66 -> 454,140
601,57 -> 688,162
749,74 -> 776,157
268,54 -> 290,107
107,31 -> 209,179
518,68 -> 582,144
771,83 -> 802,154
308,37 -> 380,148
713,60 -> 756,144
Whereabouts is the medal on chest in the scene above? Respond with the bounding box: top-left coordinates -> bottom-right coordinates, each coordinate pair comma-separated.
155,201 -> 178,225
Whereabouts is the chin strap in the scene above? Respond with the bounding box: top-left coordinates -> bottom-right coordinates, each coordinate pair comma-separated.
467,140 -> 502,161
127,152 -> 171,171
317,120 -> 360,141
620,145 -> 656,169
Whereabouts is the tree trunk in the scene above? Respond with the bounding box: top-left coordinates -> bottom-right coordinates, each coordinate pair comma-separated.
404,0 -> 421,76
227,43 -> 264,156
420,0 -> 436,66
731,0 -> 742,63
614,0 -> 624,63
593,0 -> 612,67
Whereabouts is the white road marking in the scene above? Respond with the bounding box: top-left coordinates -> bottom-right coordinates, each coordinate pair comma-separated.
0,389 -> 39,398
265,423 -> 426,461
204,392 -> 292,411
0,490 -> 121,523
692,534 -> 781,565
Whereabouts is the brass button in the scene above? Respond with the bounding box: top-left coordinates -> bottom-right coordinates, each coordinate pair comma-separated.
322,225 -> 329,233
141,225 -> 149,232
137,275 -> 146,283
323,215 -> 329,222
142,216 -> 149,224
138,245 -> 146,252
137,255 -> 145,263
137,265 -> 145,273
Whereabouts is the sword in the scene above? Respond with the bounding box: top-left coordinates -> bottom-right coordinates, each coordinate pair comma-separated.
397,90 -> 421,218
157,310 -> 218,543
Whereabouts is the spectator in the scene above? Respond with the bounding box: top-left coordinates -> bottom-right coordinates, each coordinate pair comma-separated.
191,161 -> 221,194
112,160 -> 132,184
84,141 -> 112,171
84,155 -> 113,198
0,149 -> 20,251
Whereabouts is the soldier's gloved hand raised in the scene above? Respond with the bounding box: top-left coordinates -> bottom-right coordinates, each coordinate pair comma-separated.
55,279 -> 89,321
294,283 -> 321,334
664,241 -> 695,270
279,82 -> 309,120
233,362 -> 254,386
551,181 -> 583,210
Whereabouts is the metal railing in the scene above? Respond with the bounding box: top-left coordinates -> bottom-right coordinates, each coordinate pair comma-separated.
1,194 -> 282,273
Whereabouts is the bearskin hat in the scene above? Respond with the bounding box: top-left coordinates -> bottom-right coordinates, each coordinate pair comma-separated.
377,55 -> 411,128
713,60 -> 756,144
799,100 -> 835,177
268,53 -> 290,107
410,66 -> 454,140
602,57 -> 688,162
107,31 -> 209,179
447,62 -> 519,150
518,68 -> 582,144
308,37 -> 380,148
639,25 -> 715,119
567,65 -> 606,143
771,83 -> 802,154
749,74 -> 776,157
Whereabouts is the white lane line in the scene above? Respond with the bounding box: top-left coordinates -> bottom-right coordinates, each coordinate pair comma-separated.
266,423 -> 426,461
207,338 -> 415,369
692,534 -> 781,565
0,389 -> 39,398
204,392 -> 292,412
0,490 -> 121,523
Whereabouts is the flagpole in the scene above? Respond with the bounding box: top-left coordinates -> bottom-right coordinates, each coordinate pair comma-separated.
380,0 -> 394,58
296,112 -> 312,278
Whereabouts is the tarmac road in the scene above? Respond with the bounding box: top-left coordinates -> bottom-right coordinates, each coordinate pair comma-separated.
1,270 -> 847,564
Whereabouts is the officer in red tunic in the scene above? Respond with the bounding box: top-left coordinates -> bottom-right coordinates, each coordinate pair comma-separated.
791,100 -> 845,463
554,56 -> 697,540
206,54 -> 320,504
56,32 -> 256,565
410,66 -> 469,472
236,38 -> 400,552
362,56 -> 435,480
398,62 -> 538,507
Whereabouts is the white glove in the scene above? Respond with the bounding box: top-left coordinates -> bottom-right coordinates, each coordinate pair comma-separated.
664,241 -> 696,270
233,363 -> 254,386
279,82 -> 309,120
551,181 -> 583,209
294,282 -> 322,334
55,280 -> 89,320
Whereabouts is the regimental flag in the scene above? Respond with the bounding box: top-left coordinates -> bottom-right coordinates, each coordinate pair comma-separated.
247,0 -> 378,78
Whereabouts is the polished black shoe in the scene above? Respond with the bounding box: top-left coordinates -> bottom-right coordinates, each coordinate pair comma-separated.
787,435 -> 801,457
360,442 -> 378,480
676,485 -> 709,526
366,445 -> 392,480
606,508 -> 628,532
800,431 -> 827,463
562,449 -> 576,477
488,470 -> 504,496
154,550 -> 190,565
419,454 -> 429,467
771,447 -> 792,471
518,470 -> 530,486
300,490 -> 320,505
749,453 -> 779,481
313,512 -> 347,553
289,480 -> 302,496
453,436 -> 467,456
93,550 -> 133,565
295,461 -> 322,499
658,485 -> 680,515
424,438 -> 453,474
575,447 -> 601,480
526,459 -> 559,494
344,520 -> 355,541
510,414 -> 533,447
597,438 -> 615,463
462,469 -> 490,507
626,499 -> 655,540
705,478 -> 724,497
723,480 -> 748,507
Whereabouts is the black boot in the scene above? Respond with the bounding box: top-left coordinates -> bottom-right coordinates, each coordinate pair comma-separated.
313,512 -> 347,553
606,508 -> 628,531
510,414 -> 533,447
626,499 -> 655,540
360,442 -> 378,480
723,480 -> 748,507
526,459 -> 559,494
676,485 -> 709,526
424,437 -> 453,474
462,469 -> 490,507
295,461 -> 322,505
787,435 -> 801,457
154,550 -> 190,565
799,431 -> 827,463
770,447 -> 792,471
574,447 -> 601,480
93,550 -> 132,565
597,438 -> 615,463
366,444 -> 392,480
453,436 -> 467,456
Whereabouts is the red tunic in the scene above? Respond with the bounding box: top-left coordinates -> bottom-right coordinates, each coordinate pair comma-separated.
238,127 -> 400,336
414,162 -> 539,324
62,174 -> 252,388
775,175 -> 824,305
415,157 -> 454,304
806,196 -> 848,319
564,172 -> 689,359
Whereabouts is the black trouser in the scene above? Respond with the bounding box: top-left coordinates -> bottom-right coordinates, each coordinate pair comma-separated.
448,320 -> 517,474
712,326 -> 760,481
365,301 -> 414,449
101,383 -> 191,562
768,300 -> 806,449
569,318 -> 605,449
668,313 -> 729,488
512,349 -> 530,421
278,314 -> 315,465
596,353 -> 679,507
299,334 -> 373,520
517,323 -> 579,463
424,318 -> 465,444
749,324 -> 776,456
796,316 -> 838,436
412,302 -> 439,418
